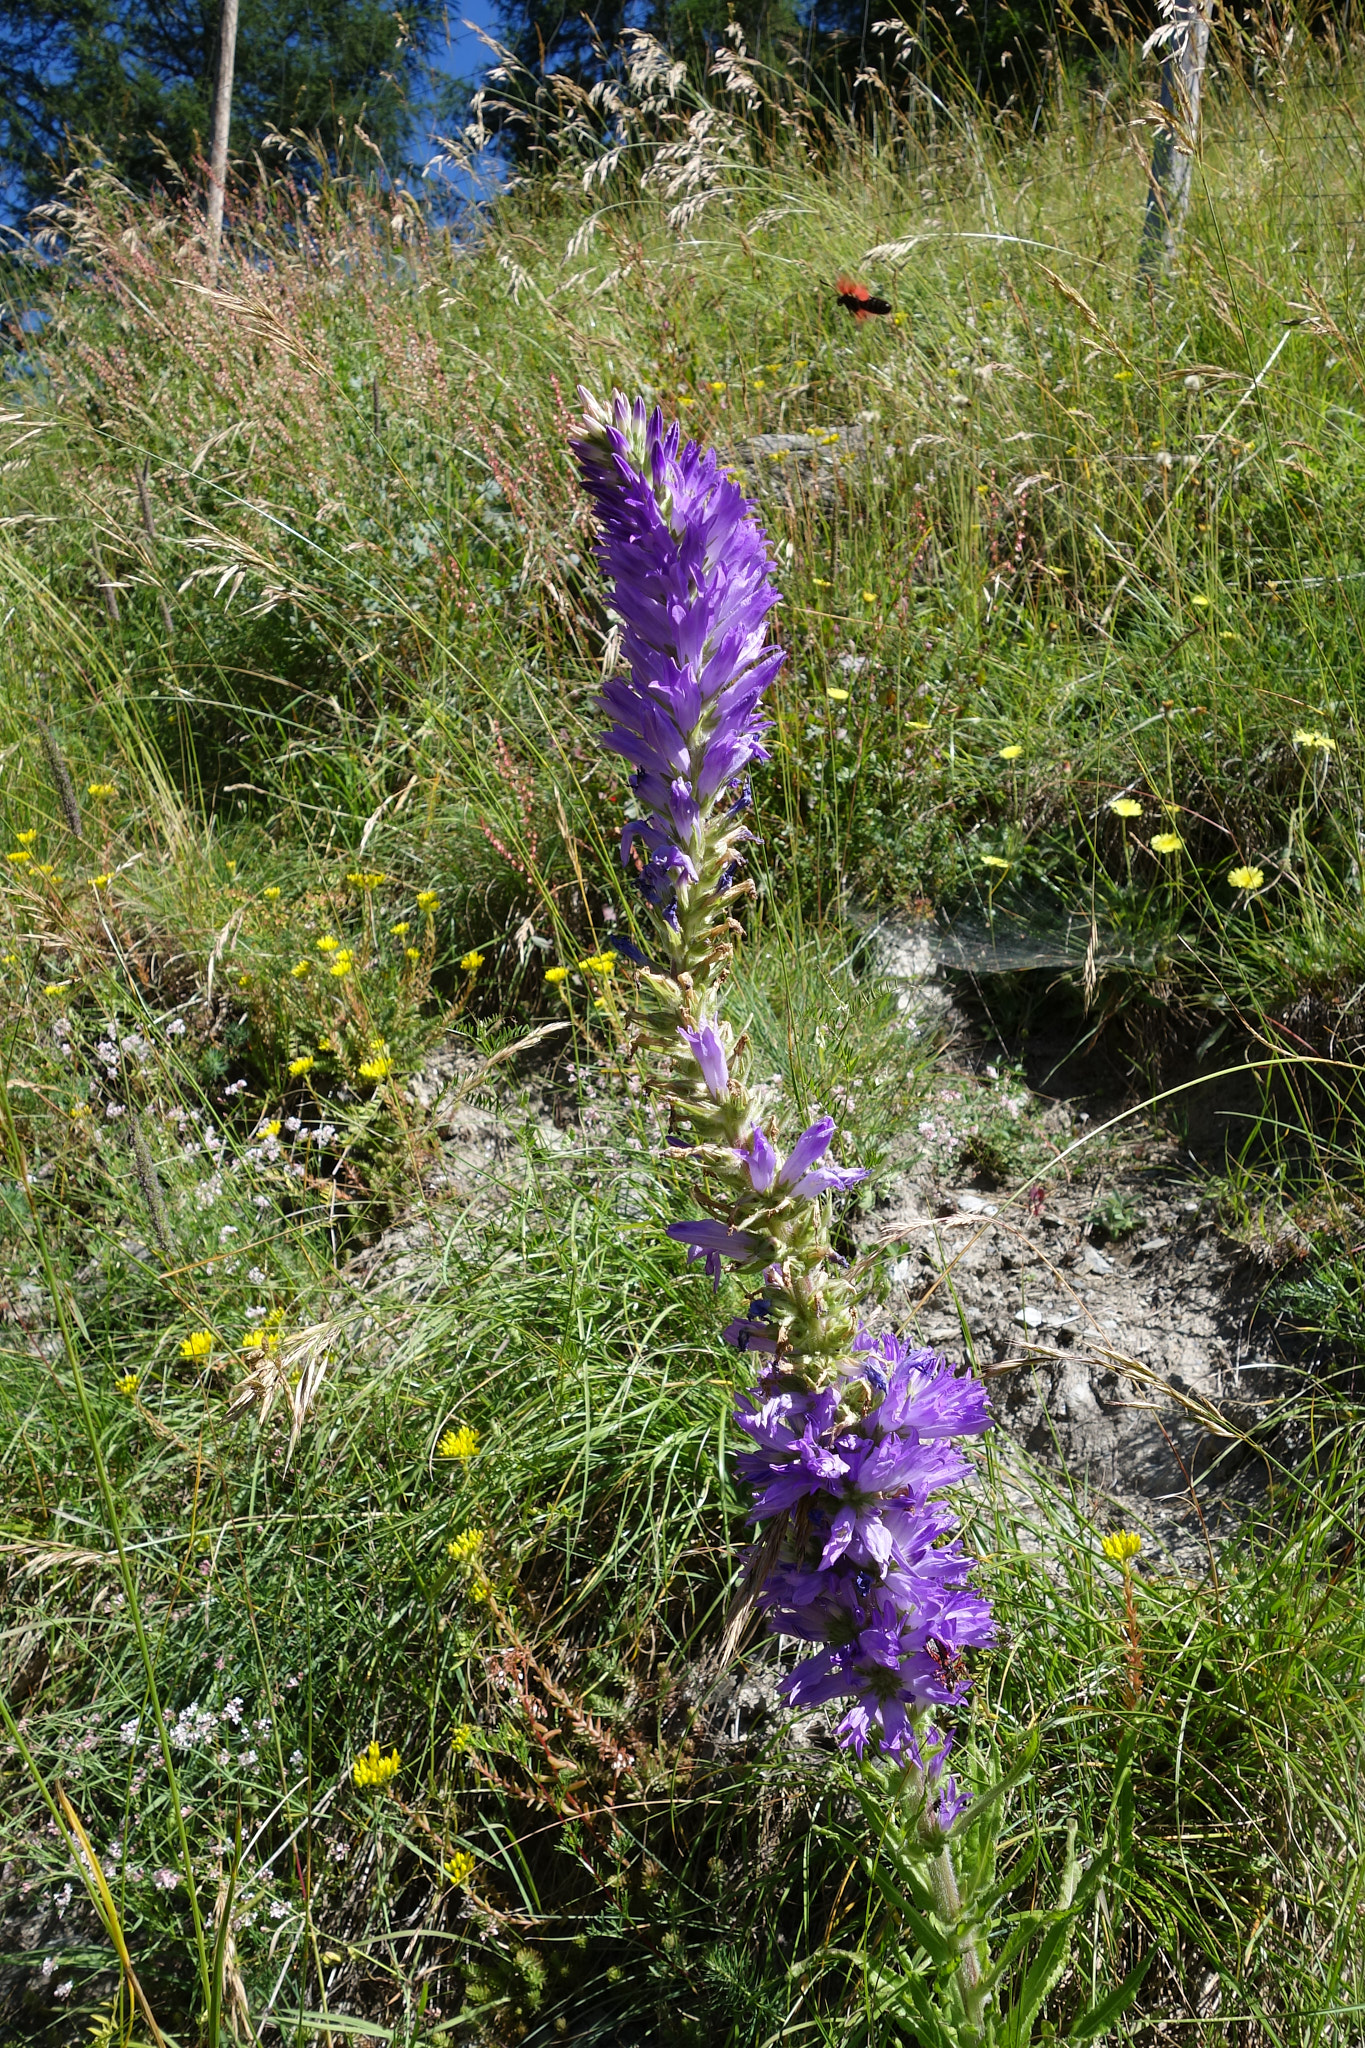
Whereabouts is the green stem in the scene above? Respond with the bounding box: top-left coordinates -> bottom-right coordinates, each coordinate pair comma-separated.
929,1843 -> 990,2038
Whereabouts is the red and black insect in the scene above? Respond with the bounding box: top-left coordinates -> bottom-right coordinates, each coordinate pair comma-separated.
836,274 -> 893,320
926,1635 -> 968,1687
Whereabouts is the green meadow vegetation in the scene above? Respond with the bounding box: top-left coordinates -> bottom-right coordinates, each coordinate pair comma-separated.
2,18 -> 1365,2043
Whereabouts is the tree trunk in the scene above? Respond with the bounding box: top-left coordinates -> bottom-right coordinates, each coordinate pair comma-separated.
205,0 -> 240,268
1138,0 -> 1210,277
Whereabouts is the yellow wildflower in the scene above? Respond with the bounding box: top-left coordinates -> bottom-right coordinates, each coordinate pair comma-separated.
390,921 -> 410,936
578,952 -> 616,974
447,1527 -> 485,1566
827,688 -> 850,703
89,873 -> 111,888
180,1330 -> 214,1361
998,744 -> 1024,761
352,1741 -> 400,1790
708,380 -> 726,393
329,950 -> 353,977
1112,369 -> 1133,382
290,960 -> 311,978
88,783 -> 116,798
980,855 -> 1011,871
1228,865 -> 1264,892
316,935 -> 339,953
346,870 -> 386,889
358,1052 -> 393,1081
861,589 -> 877,604
812,577 -> 832,588
450,1722 -> 477,1753
263,886 -> 281,901
444,1850 -> 477,1887
288,1054 -> 314,1078
6,850 -> 32,864
15,830 -> 37,846
1292,728 -> 1335,753
439,1426 -> 480,1461
44,982 -> 70,996
242,1328 -> 280,1352
115,1372 -> 139,1396
1151,832 -> 1184,854
460,950 -> 485,972
1190,594 -> 1211,608
544,965 -> 571,984
468,1576 -> 492,1604
1108,798 -> 1143,819
416,890 -> 439,913
1101,1530 -> 1142,1564
405,946 -> 420,961
261,1119 -> 282,1138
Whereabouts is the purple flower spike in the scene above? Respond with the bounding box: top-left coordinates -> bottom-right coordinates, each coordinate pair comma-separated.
575,392 -> 785,921
679,1024 -> 729,1103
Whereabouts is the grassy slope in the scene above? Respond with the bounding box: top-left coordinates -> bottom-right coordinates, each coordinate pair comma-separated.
1,31 -> 1364,2046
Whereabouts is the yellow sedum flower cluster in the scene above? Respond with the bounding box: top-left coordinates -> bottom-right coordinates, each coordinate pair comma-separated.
444,1850 -> 477,1887
1101,1530 -> 1142,1564
352,1741 -> 401,1789
180,1330 -> 214,1361
446,1526 -> 485,1566
438,1425 -> 480,1460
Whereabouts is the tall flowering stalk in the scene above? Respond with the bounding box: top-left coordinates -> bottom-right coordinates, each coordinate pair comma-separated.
574,392 -> 993,1809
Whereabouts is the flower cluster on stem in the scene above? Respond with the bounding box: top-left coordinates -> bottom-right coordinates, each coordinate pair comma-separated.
574,391 -> 993,1776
